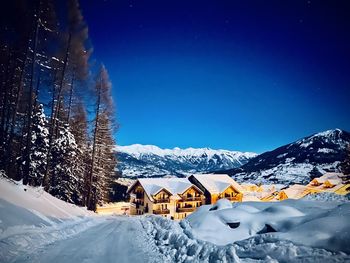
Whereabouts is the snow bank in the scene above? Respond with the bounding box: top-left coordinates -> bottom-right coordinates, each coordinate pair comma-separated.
142,204 -> 350,263
185,199 -> 350,255
0,176 -> 93,221
0,176 -> 102,262
141,216 -> 240,263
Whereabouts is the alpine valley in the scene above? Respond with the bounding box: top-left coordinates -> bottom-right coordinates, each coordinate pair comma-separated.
115,129 -> 350,186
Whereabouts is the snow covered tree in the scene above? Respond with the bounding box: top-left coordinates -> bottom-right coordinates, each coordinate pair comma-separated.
0,1 -> 114,208
21,0 -> 59,185
70,101 -> 90,205
49,123 -> 82,203
90,112 -> 116,208
86,65 -> 117,210
28,104 -> 49,186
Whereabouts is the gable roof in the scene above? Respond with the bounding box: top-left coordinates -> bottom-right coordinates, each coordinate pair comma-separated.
190,174 -> 243,194
128,177 -> 203,201
280,184 -> 309,199
308,172 -> 344,190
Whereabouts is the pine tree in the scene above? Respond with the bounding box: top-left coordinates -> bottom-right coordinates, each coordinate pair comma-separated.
28,104 -> 49,186
49,123 -> 81,203
70,101 -> 90,205
86,65 -> 117,210
93,112 -> 116,206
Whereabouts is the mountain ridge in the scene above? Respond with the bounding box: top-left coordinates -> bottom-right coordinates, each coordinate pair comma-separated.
216,128 -> 350,185
115,144 -> 257,178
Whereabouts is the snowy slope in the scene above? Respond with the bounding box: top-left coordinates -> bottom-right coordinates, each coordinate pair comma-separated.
115,144 -> 257,178
0,176 -> 100,262
1,175 -> 350,262
219,129 -> 350,185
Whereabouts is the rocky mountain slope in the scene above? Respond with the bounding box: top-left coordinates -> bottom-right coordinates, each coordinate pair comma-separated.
218,129 -> 350,185
115,144 -> 257,178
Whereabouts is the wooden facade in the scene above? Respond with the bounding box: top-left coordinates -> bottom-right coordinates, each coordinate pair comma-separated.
128,179 -> 205,220
188,174 -> 243,204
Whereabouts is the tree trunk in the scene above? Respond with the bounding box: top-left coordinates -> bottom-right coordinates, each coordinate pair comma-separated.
86,75 -> 101,209
23,13 -> 40,185
42,33 -> 71,189
54,33 -> 71,139
67,71 -> 75,123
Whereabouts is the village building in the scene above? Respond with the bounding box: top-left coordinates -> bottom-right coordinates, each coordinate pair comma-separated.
241,183 -> 279,201
127,172 -> 349,220
335,183 -> 350,195
307,172 -> 345,193
127,178 -> 205,220
241,183 -> 263,192
275,184 -> 310,201
96,202 -> 130,215
188,174 -> 243,204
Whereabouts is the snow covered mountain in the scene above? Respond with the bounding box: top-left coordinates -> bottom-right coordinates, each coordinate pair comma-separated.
115,144 -> 257,178
220,129 -> 350,185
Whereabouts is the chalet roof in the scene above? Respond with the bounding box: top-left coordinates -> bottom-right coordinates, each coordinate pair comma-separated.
190,174 -> 244,194
308,172 -> 344,189
281,184 -> 309,199
128,178 -> 203,201
326,179 -> 340,186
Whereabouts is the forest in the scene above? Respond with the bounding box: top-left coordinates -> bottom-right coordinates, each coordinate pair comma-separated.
0,0 -> 117,210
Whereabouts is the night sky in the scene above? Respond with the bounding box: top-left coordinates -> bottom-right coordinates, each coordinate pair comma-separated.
80,0 -> 350,153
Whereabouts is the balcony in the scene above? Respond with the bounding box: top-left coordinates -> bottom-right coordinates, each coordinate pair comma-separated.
153,209 -> 170,215
176,207 -> 196,213
181,196 -> 202,202
153,198 -> 170,203
132,200 -> 144,208
135,193 -> 144,199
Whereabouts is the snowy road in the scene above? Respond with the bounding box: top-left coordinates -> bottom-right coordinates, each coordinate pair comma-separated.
12,217 -> 164,263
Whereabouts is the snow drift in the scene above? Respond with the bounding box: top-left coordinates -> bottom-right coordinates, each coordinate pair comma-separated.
142,198 -> 350,262
0,176 -> 101,262
185,199 -> 350,253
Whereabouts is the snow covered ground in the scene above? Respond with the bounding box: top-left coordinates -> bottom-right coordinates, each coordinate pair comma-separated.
0,176 -> 165,263
1,176 -> 350,262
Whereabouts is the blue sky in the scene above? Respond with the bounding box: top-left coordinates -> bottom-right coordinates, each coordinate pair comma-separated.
80,0 -> 350,153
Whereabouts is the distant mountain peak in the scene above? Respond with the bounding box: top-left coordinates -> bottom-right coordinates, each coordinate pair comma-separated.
115,144 -> 256,158
309,128 -> 343,138
295,128 -> 348,150
115,144 -> 257,178
219,128 -> 350,186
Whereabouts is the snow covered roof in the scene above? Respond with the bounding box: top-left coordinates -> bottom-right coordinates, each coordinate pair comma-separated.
128,178 -> 203,201
280,184 -> 309,199
325,179 -> 340,186
309,173 -> 343,186
319,172 -> 343,182
190,174 -> 244,194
